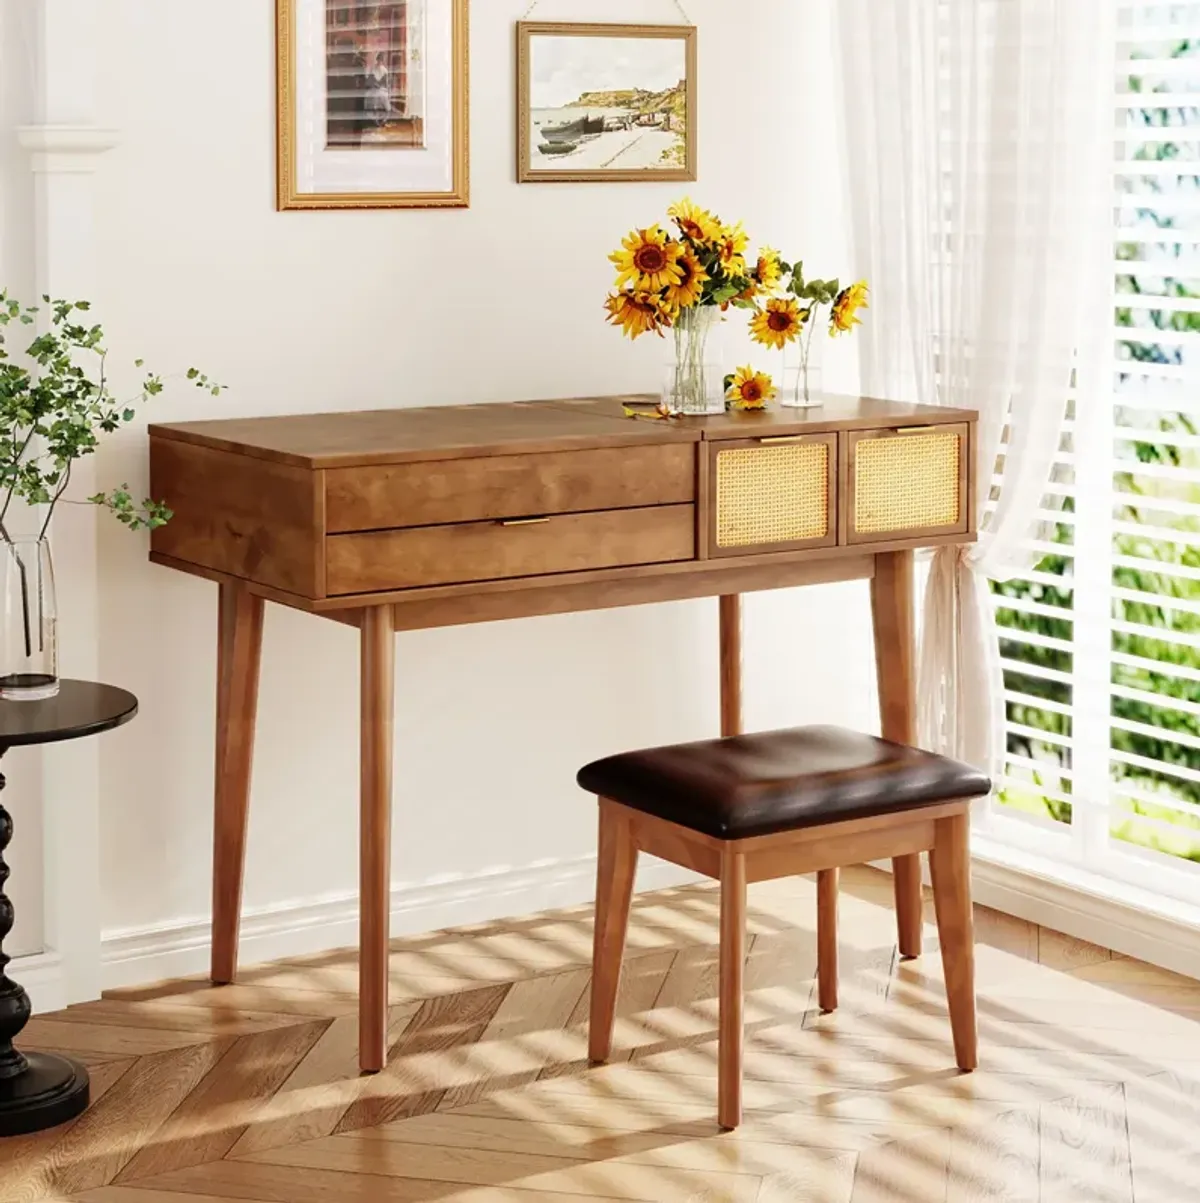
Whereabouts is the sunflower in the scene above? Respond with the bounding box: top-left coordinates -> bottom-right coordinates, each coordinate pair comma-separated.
668,197 -> 721,246
749,297 -> 805,350
662,247 -> 709,312
610,226 -> 684,293
716,221 -> 750,279
605,291 -> 668,340
754,247 -> 784,293
831,280 -> 869,335
727,365 -> 776,410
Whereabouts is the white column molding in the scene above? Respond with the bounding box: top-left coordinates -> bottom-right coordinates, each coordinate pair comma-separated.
16,0 -> 119,1006
17,125 -> 119,172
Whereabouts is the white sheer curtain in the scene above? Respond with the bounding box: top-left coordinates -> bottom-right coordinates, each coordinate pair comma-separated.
836,0 -> 1113,770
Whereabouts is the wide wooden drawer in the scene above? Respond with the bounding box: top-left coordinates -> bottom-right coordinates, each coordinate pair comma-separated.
325,444 -> 695,533
845,424 -> 970,543
325,504 -> 696,594
708,434 -> 837,557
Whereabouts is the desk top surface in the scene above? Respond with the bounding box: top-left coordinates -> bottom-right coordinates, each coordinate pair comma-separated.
149,395 -> 977,470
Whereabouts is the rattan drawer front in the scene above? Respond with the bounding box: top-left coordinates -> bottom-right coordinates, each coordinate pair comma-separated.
847,424 -> 969,543
326,504 -> 696,594
711,435 -> 837,556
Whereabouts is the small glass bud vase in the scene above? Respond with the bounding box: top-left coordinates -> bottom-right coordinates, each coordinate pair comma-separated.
0,538 -> 59,701
666,306 -> 726,415
780,311 -> 827,408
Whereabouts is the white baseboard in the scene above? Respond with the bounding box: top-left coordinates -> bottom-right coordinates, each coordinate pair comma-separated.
8,952 -> 66,1014
101,855 -> 699,991
95,842 -> 1200,996
874,840 -> 1200,982
969,842 -> 1200,981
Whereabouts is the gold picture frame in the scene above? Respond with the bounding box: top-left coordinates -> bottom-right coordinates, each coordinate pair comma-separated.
277,0 -> 470,210
517,21 -> 697,185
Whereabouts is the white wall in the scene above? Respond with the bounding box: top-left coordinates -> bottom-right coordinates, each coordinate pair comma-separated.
78,0 -> 877,978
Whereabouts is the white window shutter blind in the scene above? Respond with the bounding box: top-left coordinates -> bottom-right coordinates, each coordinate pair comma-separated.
990,0 -> 1200,900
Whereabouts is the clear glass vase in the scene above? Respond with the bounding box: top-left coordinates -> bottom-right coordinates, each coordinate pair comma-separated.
665,306 -> 726,415
780,308 -> 827,408
0,538 -> 58,701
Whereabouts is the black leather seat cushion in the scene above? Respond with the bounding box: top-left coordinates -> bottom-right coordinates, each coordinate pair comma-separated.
578,725 -> 991,840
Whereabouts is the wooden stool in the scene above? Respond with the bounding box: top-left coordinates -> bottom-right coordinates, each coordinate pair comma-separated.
578,724 -> 991,1130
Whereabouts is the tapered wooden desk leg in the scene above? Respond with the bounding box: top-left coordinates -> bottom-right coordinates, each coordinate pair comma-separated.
360,604 -> 395,1074
816,867 -> 839,1013
212,582 -> 264,986
718,848 -> 747,1131
719,595 -> 743,738
589,802 -> 638,1065
931,811 -> 977,1071
871,550 -> 923,958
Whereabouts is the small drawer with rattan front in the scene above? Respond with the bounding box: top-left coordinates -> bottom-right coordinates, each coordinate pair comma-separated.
845,424 -> 970,544
708,434 -> 837,557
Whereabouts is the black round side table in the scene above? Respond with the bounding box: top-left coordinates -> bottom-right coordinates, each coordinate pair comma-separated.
0,680 -> 137,1137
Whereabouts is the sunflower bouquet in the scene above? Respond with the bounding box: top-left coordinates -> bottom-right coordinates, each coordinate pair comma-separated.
605,199 -> 787,414
605,198 -> 869,413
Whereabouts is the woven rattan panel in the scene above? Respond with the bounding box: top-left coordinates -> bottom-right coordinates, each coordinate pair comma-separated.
716,443 -> 830,548
854,430 -> 961,534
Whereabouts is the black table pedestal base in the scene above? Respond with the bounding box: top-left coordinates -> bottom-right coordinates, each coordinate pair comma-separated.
0,687 -> 138,1140
0,1052 -> 89,1136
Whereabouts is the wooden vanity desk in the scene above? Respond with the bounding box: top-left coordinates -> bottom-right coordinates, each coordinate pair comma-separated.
148,394 -> 978,1072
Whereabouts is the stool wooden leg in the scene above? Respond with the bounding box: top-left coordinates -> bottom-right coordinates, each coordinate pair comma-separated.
816,867 -> 838,1013
930,811 -> 977,1071
892,854 -> 924,960
718,849 -> 747,1131
589,802 -> 638,1065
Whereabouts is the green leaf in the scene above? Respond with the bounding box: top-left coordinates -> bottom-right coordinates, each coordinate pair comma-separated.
0,292 -> 216,535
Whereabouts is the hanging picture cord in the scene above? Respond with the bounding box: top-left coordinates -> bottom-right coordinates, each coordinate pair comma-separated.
521,0 -> 692,21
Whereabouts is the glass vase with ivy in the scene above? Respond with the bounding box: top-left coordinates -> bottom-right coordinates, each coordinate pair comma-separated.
0,292 -> 220,700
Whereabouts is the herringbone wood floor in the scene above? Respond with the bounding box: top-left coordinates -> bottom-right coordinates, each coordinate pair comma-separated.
2,866 -> 1199,1202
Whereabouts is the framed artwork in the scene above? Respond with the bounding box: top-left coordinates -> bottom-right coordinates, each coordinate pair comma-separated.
517,22 -> 697,185
276,0 -> 469,210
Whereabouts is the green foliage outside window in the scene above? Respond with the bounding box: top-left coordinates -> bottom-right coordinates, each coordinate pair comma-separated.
992,36 -> 1200,861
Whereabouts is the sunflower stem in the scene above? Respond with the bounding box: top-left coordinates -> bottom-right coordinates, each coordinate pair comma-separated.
799,303 -> 822,403
673,306 -> 718,415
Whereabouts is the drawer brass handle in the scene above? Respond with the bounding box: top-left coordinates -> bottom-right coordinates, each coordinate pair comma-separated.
498,517 -> 551,527
894,426 -> 933,435
758,435 -> 806,445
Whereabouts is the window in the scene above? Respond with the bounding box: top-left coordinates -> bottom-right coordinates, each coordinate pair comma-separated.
989,1 -> 1200,900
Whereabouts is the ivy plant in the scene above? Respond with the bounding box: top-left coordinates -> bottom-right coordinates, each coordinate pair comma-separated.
0,292 -> 221,542
785,261 -> 841,310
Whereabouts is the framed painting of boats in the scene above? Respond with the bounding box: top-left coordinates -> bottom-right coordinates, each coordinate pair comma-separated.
517,22 -> 697,184
276,0 -> 469,210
